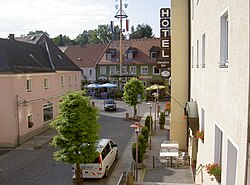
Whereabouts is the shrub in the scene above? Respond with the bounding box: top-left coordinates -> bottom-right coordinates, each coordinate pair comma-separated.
132,143 -> 143,163
159,112 -> 165,129
145,116 -> 153,130
141,127 -> 149,143
138,134 -> 147,154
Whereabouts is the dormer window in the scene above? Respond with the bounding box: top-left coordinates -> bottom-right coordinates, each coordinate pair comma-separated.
128,52 -> 133,60
106,48 -> 116,61
126,47 -> 137,61
149,46 -> 160,59
151,52 -> 157,59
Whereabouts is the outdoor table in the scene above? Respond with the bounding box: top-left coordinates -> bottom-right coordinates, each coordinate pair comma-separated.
159,142 -> 179,167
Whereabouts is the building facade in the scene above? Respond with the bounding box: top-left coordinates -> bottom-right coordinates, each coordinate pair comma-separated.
190,0 -> 249,184
96,38 -> 163,89
0,35 -> 81,147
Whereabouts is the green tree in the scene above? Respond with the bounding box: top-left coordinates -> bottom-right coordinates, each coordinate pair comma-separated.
123,78 -> 145,117
129,23 -> 154,39
75,30 -> 90,45
27,30 -> 49,36
53,34 -> 76,46
50,91 -> 100,185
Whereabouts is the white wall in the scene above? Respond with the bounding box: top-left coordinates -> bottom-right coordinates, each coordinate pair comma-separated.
191,0 -> 249,184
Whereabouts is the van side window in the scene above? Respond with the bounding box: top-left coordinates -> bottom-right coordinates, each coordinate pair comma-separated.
110,140 -> 115,148
102,143 -> 111,160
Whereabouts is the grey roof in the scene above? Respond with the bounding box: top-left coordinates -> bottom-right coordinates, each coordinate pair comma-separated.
0,35 -> 81,74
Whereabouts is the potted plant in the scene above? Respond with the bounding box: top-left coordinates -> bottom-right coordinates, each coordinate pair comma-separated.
159,112 -> 165,129
196,130 -> 204,142
205,163 -> 222,183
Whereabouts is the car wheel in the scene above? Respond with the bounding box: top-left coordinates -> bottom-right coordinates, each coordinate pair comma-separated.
104,167 -> 108,177
115,151 -> 118,161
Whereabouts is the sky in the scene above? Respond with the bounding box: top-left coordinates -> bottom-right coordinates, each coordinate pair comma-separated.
0,0 -> 170,39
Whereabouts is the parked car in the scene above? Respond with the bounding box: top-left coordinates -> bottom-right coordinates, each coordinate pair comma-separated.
104,99 -> 117,111
73,139 -> 118,179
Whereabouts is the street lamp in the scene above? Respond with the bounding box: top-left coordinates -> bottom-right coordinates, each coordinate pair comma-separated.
146,102 -> 152,150
152,92 -> 158,130
130,122 -> 143,181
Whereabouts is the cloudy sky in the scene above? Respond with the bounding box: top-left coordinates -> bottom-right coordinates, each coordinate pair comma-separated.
0,0 -> 170,39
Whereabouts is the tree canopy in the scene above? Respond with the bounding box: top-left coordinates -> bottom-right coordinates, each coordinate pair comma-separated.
123,78 -> 146,117
50,91 -> 100,184
27,23 -> 154,46
129,23 -> 154,39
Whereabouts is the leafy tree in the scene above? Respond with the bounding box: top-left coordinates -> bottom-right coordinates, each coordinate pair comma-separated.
129,23 -> 154,39
123,78 -> 145,117
50,91 -> 100,185
75,30 -> 90,45
52,34 -> 75,46
27,30 -> 49,36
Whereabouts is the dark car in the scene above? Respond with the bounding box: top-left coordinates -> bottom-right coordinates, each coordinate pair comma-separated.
104,99 -> 117,111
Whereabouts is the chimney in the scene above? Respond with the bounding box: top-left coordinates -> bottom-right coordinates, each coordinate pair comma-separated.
8,34 -> 15,40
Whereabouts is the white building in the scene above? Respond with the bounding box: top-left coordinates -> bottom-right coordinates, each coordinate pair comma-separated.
190,0 -> 249,184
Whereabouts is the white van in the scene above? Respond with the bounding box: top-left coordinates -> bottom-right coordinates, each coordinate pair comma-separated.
76,138 -> 118,179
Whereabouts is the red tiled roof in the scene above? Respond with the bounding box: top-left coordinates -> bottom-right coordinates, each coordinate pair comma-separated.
98,38 -> 160,65
64,44 -> 108,67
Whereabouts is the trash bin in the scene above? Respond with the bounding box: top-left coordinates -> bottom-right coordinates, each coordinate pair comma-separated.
126,112 -> 129,120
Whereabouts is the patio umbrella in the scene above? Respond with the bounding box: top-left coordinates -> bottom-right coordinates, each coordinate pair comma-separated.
85,83 -> 100,88
146,84 -> 165,91
99,83 -> 117,88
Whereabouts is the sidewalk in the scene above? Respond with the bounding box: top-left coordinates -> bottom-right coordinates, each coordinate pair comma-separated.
108,113 -> 195,185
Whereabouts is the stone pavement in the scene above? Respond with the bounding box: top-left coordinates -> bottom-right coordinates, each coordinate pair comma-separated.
108,113 -> 195,185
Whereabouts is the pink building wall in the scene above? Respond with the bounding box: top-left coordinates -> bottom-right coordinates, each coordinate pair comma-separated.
0,71 -> 81,147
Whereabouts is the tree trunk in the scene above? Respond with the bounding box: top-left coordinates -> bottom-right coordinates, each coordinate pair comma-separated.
133,105 -> 137,117
76,163 -> 82,185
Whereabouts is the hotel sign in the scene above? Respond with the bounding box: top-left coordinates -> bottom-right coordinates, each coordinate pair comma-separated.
157,8 -> 171,69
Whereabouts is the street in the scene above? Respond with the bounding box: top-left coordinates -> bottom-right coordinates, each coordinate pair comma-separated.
0,99 -> 165,185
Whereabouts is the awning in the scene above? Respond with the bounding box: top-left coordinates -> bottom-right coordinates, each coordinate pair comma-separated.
185,102 -> 199,119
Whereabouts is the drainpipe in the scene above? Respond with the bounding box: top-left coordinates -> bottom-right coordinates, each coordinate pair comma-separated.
244,8 -> 250,184
16,95 -> 20,146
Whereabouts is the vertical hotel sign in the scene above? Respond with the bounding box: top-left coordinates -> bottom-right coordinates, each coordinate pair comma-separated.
157,8 -> 171,70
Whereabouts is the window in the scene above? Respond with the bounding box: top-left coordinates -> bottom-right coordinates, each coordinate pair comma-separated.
43,102 -> 53,123
153,66 -> 160,75
122,66 -> 127,74
60,75 -> 64,87
68,75 -> 71,86
26,79 -> 32,92
220,11 -> 229,68
130,66 -> 137,74
128,52 -> 133,60
27,114 -> 34,129
151,52 -> 157,59
202,33 -> 206,68
191,46 -> 194,68
89,69 -> 92,76
100,66 -> 106,75
141,66 -> 148,75
214,124 -> 223,164
107,53 -> 112,60
74,74 -> 78,84
226,139 -> 237,184
196,40 -> 199,68
200,108 -> 205,131
110,66 -> 117,75
44,77 -> 49,89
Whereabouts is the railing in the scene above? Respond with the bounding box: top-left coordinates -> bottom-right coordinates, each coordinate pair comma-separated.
195,163 -> 204,175
117,160 -> 135,185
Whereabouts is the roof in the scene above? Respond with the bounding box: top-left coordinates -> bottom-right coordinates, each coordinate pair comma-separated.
15,34 -> 45,44
0,35 -> 81,73
64,44 -> 108,68
98,38 -> 160,65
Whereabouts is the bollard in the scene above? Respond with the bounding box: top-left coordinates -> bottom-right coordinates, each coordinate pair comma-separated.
126,112 -> 129,120
153,156 -> 155,168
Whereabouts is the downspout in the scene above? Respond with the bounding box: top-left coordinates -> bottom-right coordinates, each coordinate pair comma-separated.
245,6 -> 250,185
16,95 -> 20,146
